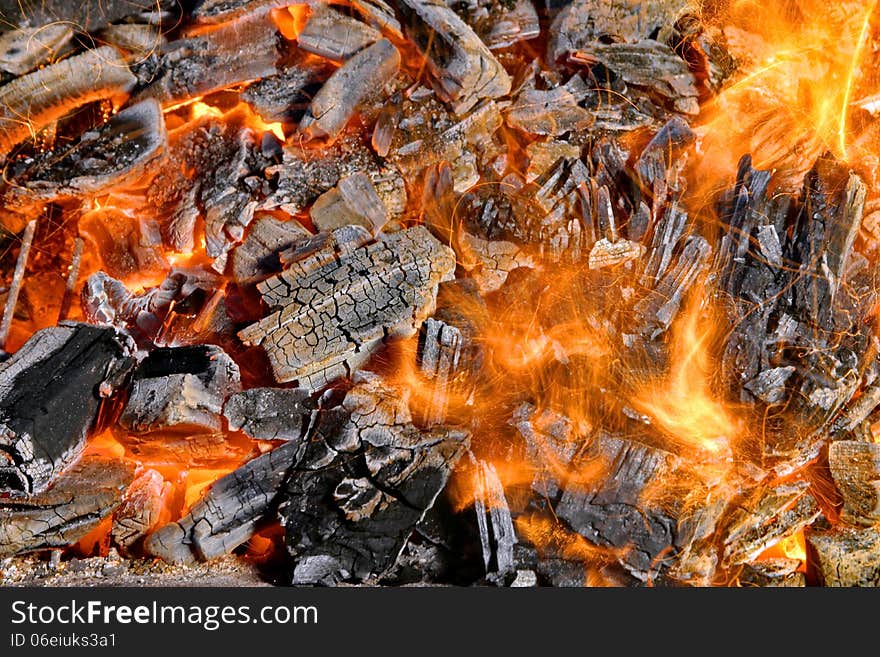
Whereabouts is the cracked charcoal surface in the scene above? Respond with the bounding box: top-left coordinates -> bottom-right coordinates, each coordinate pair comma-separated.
239,225 -> 456,389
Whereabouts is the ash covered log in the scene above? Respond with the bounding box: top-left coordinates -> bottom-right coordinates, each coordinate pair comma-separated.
0,46 -> 136,156
297,4 -> 381,61
146,439 -> 299,564
240,53 -> 335,124
806,525 -> 880,586
0,456 -> 135,557
829,441 -> 880,527
738,559 -> 805,587
131,13 -> 282,107
298,38 -> 400,143
396,0 -> 511,115
309,172 -> 389,235
473,459 -> 516,584
119,345 -> 241,435
282,373 -> 470,584
0,0 -> 169,34
0,324 -> 133,496
99,24 -> 167,60
224,387 -> 317,441
239,225 -> 456,389
0,24 -> 73,77
3,99 -> 167,207
230,215 -> 312,284
111,468 -> 170,551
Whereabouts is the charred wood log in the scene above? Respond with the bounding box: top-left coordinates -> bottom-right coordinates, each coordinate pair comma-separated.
473,459 -> 516,584
99,24 -> 166,60
239,225 -> 456,389
0,46 -> 136,157
309,172 -> 389,235
396,0 -> 511,115
297,4 -> 381,61
511,403 -> 579,499
230,215 -> 312,284
0,0 -> 168,33
223,387 -> 317,441
806,525 -> 880,586
298,38 -> 400,143
191,0 -> 290,23
0,323 -> 134,496
119,345 -> 241,435
110,468 -> 170,551
240,54 -> 335,124
738,559 -> 805,587
0,456 -> 135,557
0,23 -> 73,77
829,441 -> 880,527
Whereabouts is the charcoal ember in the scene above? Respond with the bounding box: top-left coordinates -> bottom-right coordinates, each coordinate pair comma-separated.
667,491 -> 728,586
719,481 -> 821,567
146,439 -> 299,564
241,53 -> 335,124
570,41 -> 699,115
738,559 -> 806,587
223,387 -> 317,441
806,525 -> 880,587
230,215 -> 312,284
417,318 -> 465,426
82,271 -> 188,340
505,84 -> 593,137
111,468 -> 170,551
146,109 -> 267,266
510,403 -> 578,498
79,209 -> 169,282
0,0 -> 168,33
0,23 -> 73,76
131,13 -> 282,107
298,38 -> 400,143
742,366 -> 796,405
349,0 -> 403,37
99,24 -> 166,59
0,456 -> 135,557
309,172 -> 389,235
0,46 -> 136,157
297,4 -> 381,60
278,224 -> 372,268
191,0 -> 290,22
119,345 -> 241,435
633,115 -> 696,191
282,373 -> 470,584
0,323 -> 134,496
263,133 -> 381,215
454,0 -> 540,49
525,141 -> 582,181
472,459 -> 517,584
396,0 -> 511,115
829,441 -> 880,527
554,433 -> 680,580
459,231 -> 536,294
3,99 -> 167,207
547,0 -> 689,62
239,225 -> 456,389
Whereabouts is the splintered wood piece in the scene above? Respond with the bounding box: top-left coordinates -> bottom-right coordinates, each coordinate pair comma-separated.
283,372 -> 469,584
806,526 -> 880,586
417,318 -> 463,426
132,13 -> 281,106
0,23 -> 73,76
0,324 -> 133,496
230,215 -> 312,284
569,41 -> 699,115
555,433 -> 680,580
238,225 -> 456,389
298,38 -> 400,143
0,46 -> 136,156
0,456 -> 135,557
0,219 -> 36,351
309,172 -> 389,235
505,86 -> 593,137
829,441 -> 880,527
79,209 -> 169,282
720,482 -> 821,566
396,0 -> 511,115
119,345 -> 241,435
5,99 -> 167,205
297,4 -> 381,61
111,468 -> 169,550
473,459 -> 517,584
634,115 -> 696,190
146,439 -> 299,564
223,387 -> 317,441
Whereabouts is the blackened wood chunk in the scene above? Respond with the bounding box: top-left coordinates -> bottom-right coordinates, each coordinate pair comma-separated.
570,41 -> 699,115
829,441 -> 880,527
298,38 -> 400,143
5,99 -> 167,205
282,373 -> 470,584
554,433 -> 679,580
132,13 -> 281,107
224,387 -> 317,441
239,226 -> 456,389
230,215 -> 312,284
297,4 -> 381,61
738,559 -> 805,587
0,324 -> 133,496
146,439 -> 299,563
111,468 -> 169,550
0,24 -> 73,76
0,456 -> 135,557
241,55 -> 335,124
634,115 -> 696,190
720,481 -> 820,566
119,345 -> 241,435
310,172 -> 389,235
0,46 -> 136,156
396,0 -> 511,115
807,526 -> 880,586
